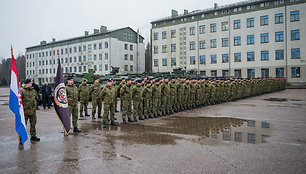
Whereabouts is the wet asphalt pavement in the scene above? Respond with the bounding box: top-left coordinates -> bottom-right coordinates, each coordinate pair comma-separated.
0,88 -> 306,174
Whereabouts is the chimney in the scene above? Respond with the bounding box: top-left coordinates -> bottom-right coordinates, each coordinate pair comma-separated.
171,10 -> 178,17
100,25 -> 108,33
214,3 -> 218,9
184,9 -> 188,15
40,40 -> 47,45
52,38 -> 56,42
85,31 -> 89,36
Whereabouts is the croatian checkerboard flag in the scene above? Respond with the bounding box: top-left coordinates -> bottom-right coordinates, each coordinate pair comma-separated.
9,46 -> 28,144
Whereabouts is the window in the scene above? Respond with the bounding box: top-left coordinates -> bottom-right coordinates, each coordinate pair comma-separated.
99,64 -> 102,71
210,39 -> 217,48
260,15 -> 268,26
99,53 -> 102,60
79,66 -> 82,72
94,54 -> 97,60
83,66 -> 86,72
74,57 -> 77,62
247,35 -> 254,45
200,55 -> 206,64
199,40 -> 206,49
79,46 -> 82,52
234,53 -> 241,62
162,45 -> 167,53
248,133 -> 256,144
190,56 -> 196,65
190,27 -> 195,35
154,32 -> 158,40
222,22 -> 228,31
234,69 -> 242,78
275,31 -> 284,42
210,23 -> 216,32
247,52 -> 255,61
171,58 -> 176,66
234,36 -> 241,46
69,67 -> 72,73
105,53 -> 108,60
69,57 -> 72,63
162,58 -> 167,66
93,43 -> 97,50
199,25 -> 205,34
290,11 -> 299,22
130,45 -> 133,51
154,59 -> 158,67
65,48 -> 68,54
247,18 -> 254,28
130,65 -> 133,71
83,55 -> 86,61
124,43 -> 128,50
105,64 -> 108,71
261,68 -> 269,78
275,13 -> 283,24
211,70 -> 217,77
235,132 -> 242,142
99,43 -> 102,49
291,48 -> 300,59
247,69 -> 255,78
291,30 -> 300,40
222,70 -> 229,77
200,71 -> 206,76
211,55 -> 217,64
128,55 -> 132,61
65,58 -> 68,63
276,68 -> 284,78
222,54 -> 229,63
162,31 -> 167,39
275,50 -> 284,60
261,51 -> 269,61
171,30 -> 176,38
291,67 -> 300,78
222,38 -> 229,47
83,45 -> 86,51
190,41 -> 195,50
125,65 -> 128,71
234,20 -> 241,29
171,44 -> 176,52
261,33 -> 269,43
154,46 -> 158,54
105,42 -> 108,48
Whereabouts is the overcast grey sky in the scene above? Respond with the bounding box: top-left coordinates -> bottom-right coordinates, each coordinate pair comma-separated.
0,0 -> 241,59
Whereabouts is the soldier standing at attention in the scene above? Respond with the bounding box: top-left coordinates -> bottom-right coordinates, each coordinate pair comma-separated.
120,77 -> 133,123
78,79 -> 90,117
112,80 -> 119,113
66,77 -> 81,132
142,81 -> 152,119
169,77 -> 177,114
21,79 -> 40,141
118,78 -> 126,112
160,78 -> 170,116
91,78 -> 102,119
132,79 -> 143,121
101,80 -> 116,128
152,79 -> 161,117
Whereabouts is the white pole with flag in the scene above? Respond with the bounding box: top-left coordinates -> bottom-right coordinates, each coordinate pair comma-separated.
9,46 -> 28,144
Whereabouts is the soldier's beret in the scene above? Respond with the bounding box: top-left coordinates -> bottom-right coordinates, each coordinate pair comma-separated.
126,77 -> 131,81
155,79 -> 160,82
82,78 -> 87,81
24,79 -> 31,84
107,79 -> 112,82
67,77 -> 73,80
94,77 -> 100,80
136,79 -> 142,83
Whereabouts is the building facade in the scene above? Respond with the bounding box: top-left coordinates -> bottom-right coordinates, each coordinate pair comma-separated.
151,0 -> 306,84
26,26 -> 145,84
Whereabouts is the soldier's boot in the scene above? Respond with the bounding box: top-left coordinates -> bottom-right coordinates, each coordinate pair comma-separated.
154,113 -> 158,118
157,112 -> 161,117
162,112 -> 166,116
115,109 -> 119,113
92,116 -> 96,120
80,114 -> 84,117
107,117 -> 110,121
149,114 -> 154,119
85,113 -> 90,117
98,115 -> 102,119
144,115 -> 148,119
73,127 -> 81,133
122,120 -> 127,124
128,117 -> 134,122
114,117 -> 117,120
133,117 -> 138,122
31,136 -> 40,141
139,116 -> 144,120
110,121 -> 117,126
102,122 -> 107,128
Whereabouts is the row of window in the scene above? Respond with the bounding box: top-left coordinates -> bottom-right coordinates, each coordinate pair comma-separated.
124,54 -> 134,61
153,11 -> 300,40
154,30 -> 300,53
196,67 -> 300,79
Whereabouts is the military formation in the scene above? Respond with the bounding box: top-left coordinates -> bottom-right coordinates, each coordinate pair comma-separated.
21,76 -> 286,138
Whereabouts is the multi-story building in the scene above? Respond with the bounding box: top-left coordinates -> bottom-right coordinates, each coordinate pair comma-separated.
25,26 -> 145,84
151,0 -> 306,84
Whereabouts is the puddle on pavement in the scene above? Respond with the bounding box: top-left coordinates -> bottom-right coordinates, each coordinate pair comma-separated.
264,98 -> 288,102
81,116 -> 273,146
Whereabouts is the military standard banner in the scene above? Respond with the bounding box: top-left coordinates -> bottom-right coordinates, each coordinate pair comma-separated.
54,52 -> 71,135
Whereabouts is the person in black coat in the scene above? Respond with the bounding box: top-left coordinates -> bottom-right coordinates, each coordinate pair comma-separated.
32,80 -> 40,110
41,81 -> 52,109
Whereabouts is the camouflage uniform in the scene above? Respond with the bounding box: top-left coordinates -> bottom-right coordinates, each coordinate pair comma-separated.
66,83 -> 79,128
132,84 -> 144,119
152,82 -> 161,116
101,85 -> 115,123
90,83 -> 102,117
21,86 -> 38,137
120,83 -> 132,121
78,83 -> 90,116
118,81 -> 126,111
112,83 -> 118,112
176,80 -> 184,111
169,80 -> 177,112
160,81 -> 170,114
142,84 -> 152,118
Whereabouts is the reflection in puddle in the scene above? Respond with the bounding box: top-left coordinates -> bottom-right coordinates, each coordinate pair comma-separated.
264,98 -> 288,102
81,116 -> 272,146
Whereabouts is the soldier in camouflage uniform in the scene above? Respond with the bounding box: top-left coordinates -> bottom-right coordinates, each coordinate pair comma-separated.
120,78 -> 133,123
184,79 -> 191,110
118,78 -> 126,112
78,79 -> 90,117
66,77 -> 81,132
112,80 -> 119,113
160,78 -> 170,116
142,81 -> 153,119
132,79 -> 144,120
101,80 -> 116,128
152,79 -> 161,117
190,78 -> 197,108
21,79 -> 40,141
176,77 -> 184,112
91,78 -> 102,119
169,77 -> 177,114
